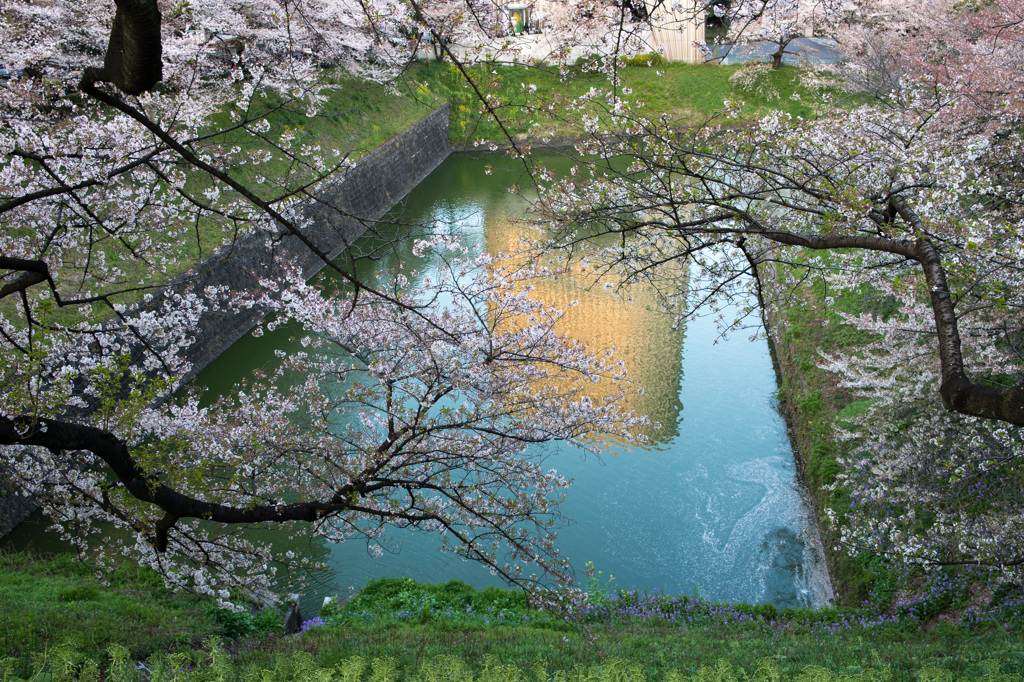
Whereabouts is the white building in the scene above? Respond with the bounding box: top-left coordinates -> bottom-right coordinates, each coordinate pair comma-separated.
647,0 -> 706,62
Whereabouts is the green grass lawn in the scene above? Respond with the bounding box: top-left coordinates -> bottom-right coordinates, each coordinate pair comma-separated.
407,59 -> 837,146
0,551 -> 224,666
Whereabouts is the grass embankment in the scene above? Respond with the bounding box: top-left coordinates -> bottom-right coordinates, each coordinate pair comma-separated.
761,262 -> 911,605
407,58 -> 830,146
0,552 -> 244,663
0,74 -> 438,330
102,74 -> 441,291
4,559 -> 1024,681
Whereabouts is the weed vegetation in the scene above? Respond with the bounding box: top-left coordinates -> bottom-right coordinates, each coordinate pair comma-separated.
0,551 -> 222,664
761,259 -> 1024,619
765,261 -> 905,602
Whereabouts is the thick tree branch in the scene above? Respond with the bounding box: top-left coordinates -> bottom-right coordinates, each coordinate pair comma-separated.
0,258 -> 54,301
731,197 -> 1024,426
85,0 -> 163,95
891,195 -> 1024,426
0,415 -> 358,538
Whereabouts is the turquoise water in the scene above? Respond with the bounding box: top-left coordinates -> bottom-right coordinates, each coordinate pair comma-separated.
194,151 -> 832,608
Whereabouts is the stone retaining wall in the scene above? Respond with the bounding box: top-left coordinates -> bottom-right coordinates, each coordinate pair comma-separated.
170,103 -> 453,379
0,475 -> 34,539
0,105 -> 452,538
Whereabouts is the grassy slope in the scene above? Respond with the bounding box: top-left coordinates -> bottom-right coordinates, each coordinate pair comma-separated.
0,551 -> 222,665
261,620 -> 1024,680
0,75 -> 440,330
2,567 -> 1024,680
260,578 -> 1024,680
763,260 -> 925,606
116,74 -> 443,289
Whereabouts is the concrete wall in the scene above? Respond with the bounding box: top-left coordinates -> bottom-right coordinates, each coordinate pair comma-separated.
648,3 -> 706,63
0,105 -> 452,538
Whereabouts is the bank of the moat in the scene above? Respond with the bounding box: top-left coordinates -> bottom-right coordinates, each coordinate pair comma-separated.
759,262 -> 862,606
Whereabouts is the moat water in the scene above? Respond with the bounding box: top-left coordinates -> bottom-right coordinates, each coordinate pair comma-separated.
5,151 -> 833,609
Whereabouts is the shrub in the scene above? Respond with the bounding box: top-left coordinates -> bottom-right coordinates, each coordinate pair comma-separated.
728,62 -> 779,101
622,53 -> 666,67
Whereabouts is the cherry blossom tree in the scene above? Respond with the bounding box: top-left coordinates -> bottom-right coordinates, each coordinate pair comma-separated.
1,237 -> 642,605
810,0 -> 1024,576
0,0 -> 644,607
542,99 -> 1023,420
523,0 -> 1024,574
864,0 -> 1024,122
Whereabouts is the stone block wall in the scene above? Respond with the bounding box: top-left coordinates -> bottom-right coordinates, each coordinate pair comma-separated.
0,471 -> 34,538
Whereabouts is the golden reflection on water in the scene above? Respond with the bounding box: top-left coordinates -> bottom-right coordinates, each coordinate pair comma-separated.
486,214 -> 686,447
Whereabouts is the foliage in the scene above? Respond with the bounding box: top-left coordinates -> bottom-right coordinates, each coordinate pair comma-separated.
320,577 -> 552,628
205,602 -> 282,640
14,644 -> 1024,682
583,561 -> 620,611
2,624 -> 1023,682
766,260 -> 881,603
0,0 -> 835,610
8,614 -> 1024,681
620,53 -> 666,68
808,0 -> 1024,581
3,0 -> 1024,634
4,556 -> 1024,681
770,256 -> 1024,611
409,60 -> 835,144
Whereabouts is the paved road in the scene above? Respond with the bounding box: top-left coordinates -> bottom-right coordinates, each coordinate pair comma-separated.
713,37 -> 844,66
